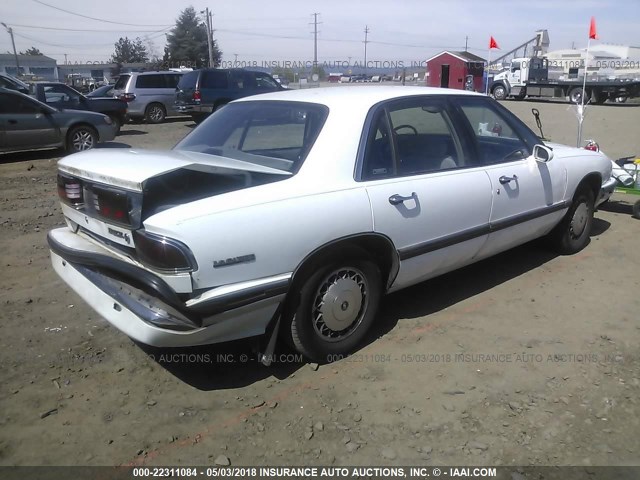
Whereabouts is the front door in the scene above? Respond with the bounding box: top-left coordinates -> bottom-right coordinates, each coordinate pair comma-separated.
0,93 -> 59,150
359,96 -> 492,291
440,65 -> 450,88
453,97 -> 567,259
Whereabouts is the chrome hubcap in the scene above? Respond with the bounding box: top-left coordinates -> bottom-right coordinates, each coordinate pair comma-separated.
570,202 -> 589,238
313,268 -> 368,341
72,130 -> 94,151
149,107 -> 163,121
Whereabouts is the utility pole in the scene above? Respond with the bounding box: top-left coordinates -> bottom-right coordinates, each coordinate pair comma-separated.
465,36 -> 469,52
363,26 -> 370,76
204,8 -> 214,67
310,13 -> 321,70
1,23 -> 20,72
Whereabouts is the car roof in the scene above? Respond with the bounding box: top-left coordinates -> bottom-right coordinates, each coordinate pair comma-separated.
127,71 -> 183,76
233,85 -> 483,109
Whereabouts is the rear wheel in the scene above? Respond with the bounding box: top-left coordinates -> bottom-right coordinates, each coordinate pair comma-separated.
569,87 -> 585,104
66,125 -> 97,153
145,103 -> 166,124
547,188 -> 594,254
287,257 -> 382,362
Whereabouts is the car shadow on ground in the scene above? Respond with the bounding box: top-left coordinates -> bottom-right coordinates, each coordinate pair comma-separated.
0,148 -> 61,164
142,233 -> 618,391
599,199 -> 638,218
137,337 -> 302,391
98,142 -> 132,149
117,129 -> 147,137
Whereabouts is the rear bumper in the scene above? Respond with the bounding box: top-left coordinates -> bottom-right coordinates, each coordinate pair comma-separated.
97,123 -> 117,143
48,228 -> 289,347
176,104 -> 213,115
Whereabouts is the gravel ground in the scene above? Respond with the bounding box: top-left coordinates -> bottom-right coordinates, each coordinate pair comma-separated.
0,95 -> 639,469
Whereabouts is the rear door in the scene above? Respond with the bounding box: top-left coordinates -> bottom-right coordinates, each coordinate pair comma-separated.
453,96 -> 567,259
0,92 -> 60,150
361,96 -> 493,291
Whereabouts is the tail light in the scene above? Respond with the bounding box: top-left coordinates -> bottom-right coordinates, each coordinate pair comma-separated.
120,93 -> 136,102
91,187 -> 131,226
57,174 -> 84,206
192,90 -> 201,102
133,230 -> 197,272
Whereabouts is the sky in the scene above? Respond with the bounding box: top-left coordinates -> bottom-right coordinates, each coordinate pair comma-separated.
1,0 -> 639,66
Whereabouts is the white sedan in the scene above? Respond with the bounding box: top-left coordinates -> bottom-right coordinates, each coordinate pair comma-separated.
49,86 -> 615,362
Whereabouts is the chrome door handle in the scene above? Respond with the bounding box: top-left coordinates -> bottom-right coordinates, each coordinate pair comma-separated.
388,192 -> 416,205
499,174 -> 518,184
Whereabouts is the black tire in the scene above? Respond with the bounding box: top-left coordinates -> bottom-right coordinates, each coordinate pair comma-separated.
632,200 -> 640,220
547,188 -> 595,254
66,125 -> 98,153
492,84 -> 507,100
191,113 -> 207,124
288,257 -> 382,362
145,103 -> 166,124
569,87 -> 585,104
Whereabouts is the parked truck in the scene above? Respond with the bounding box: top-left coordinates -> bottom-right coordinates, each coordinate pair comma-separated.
490,56 -> 640,104
31,82 -> 127,132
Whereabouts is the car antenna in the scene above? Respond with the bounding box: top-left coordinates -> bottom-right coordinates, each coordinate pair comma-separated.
531,108 -> 547,140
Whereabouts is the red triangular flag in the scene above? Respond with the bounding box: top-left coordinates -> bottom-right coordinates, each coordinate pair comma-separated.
489,36 -> 499,49
589,17 -> 598,39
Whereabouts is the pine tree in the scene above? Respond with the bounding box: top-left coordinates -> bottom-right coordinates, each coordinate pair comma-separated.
110,37 -> 149,63
164,6 -> 222,68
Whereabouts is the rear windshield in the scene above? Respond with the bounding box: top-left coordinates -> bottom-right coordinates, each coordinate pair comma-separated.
177,70 -> 200,89
113,74 -> 130,90
174,101 -> 329,173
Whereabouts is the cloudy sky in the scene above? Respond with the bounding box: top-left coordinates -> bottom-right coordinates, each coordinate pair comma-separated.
1,0 -> 638,65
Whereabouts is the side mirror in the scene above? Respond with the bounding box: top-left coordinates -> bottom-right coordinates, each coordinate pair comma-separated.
533,144 -> 554,163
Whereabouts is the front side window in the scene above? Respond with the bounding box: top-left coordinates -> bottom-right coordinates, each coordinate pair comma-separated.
43,85 -> 81,104
453,97 -> 536,164
254,73 -> 279,90
175,101 -> 329,173
0,93 -> 40,114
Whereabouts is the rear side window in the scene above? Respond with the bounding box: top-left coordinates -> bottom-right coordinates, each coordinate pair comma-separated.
136,74 -> 166,89
202,70 -> 229,89
165,74 -> 181,88
113,74 -> 130,90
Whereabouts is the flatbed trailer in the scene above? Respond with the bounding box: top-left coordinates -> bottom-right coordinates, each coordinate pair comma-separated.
490,57 -> 640,104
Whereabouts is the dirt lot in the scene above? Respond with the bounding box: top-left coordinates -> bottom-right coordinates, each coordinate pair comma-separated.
1,96 -> 639,469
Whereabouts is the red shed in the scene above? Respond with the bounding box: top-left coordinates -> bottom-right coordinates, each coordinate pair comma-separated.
425,51 -> 486,92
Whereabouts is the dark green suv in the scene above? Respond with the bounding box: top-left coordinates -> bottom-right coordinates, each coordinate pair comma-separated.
174,69 -> 283,123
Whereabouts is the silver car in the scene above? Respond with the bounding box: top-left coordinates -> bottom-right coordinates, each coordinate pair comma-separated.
111,71 -> 183,124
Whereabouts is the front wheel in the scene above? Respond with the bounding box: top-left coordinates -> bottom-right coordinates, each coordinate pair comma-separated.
66,125 -> 97,153
492,84 -> 507,100
547,188 -> 595,254
288,258 -> 382,362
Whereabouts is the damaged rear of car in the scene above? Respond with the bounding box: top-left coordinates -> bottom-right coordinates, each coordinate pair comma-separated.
48,101 -> 329,347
